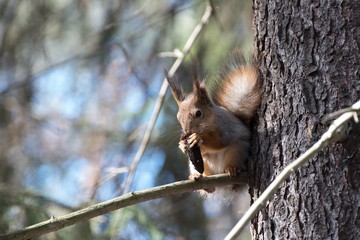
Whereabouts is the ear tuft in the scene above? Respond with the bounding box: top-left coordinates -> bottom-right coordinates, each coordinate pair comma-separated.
165,70 -> 185,104
192,77 -> 201,91
193,79 -> 212,105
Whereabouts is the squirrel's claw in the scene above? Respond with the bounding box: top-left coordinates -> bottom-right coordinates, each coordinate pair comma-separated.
188,133 -> 203,148
178,140 -> 186,153
225,166 -> 240,178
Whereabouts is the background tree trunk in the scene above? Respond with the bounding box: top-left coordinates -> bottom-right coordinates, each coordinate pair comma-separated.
251,0 -> 360,239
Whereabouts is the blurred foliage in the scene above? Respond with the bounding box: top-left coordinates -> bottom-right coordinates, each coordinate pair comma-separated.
0,0 -> 253,239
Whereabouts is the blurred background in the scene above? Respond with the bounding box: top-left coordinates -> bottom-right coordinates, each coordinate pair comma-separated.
0,0 -> 253,239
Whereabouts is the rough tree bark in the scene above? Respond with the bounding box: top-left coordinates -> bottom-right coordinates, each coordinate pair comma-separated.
251,0 -> 360,239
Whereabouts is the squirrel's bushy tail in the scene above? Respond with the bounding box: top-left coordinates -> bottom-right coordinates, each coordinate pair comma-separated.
212,52 -> 261,124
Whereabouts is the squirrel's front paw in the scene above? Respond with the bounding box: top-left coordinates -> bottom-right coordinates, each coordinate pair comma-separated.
188,133 -> 203,148
178,139 -> 186,153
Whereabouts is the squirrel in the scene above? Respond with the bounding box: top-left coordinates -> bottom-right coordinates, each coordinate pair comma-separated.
166,51 -> 261,200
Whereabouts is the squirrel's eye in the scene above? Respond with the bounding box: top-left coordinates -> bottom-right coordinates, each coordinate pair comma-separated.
195,109 -> 202,118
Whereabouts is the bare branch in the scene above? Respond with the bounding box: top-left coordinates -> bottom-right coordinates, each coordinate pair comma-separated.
0,173 -> 247,240
120,0 -> 214,194
321,105 -> 360,123
225,99 -> 360,240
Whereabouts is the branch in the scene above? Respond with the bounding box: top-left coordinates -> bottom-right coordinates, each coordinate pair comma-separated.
0,173 -> 247,240
225,99 -> 360,240
120,0 -> 214,194
321,105 -> 360,123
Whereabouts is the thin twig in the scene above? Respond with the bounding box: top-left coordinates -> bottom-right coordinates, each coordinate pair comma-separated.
224,99 -> 360,240
321,106 -> 360,123
0,173 -> 247,240
120,0 -> 214,194
106,3 -> 215,238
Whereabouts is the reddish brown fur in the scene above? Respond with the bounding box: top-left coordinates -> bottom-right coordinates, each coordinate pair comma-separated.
214,65 -> 260,124
166,52 -> 261,200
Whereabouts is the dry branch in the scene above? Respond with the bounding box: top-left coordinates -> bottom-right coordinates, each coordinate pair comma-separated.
92,0 -> 215,195
0,173 -> 247,240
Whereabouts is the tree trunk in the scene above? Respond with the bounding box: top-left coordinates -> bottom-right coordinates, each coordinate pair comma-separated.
251,0 -> 360,239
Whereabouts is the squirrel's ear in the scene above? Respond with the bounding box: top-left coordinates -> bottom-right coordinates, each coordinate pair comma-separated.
165,70 -> 185,105
193,78 -> 212,105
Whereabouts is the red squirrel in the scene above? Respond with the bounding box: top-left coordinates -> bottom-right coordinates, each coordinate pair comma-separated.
166,52 -> 261,198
